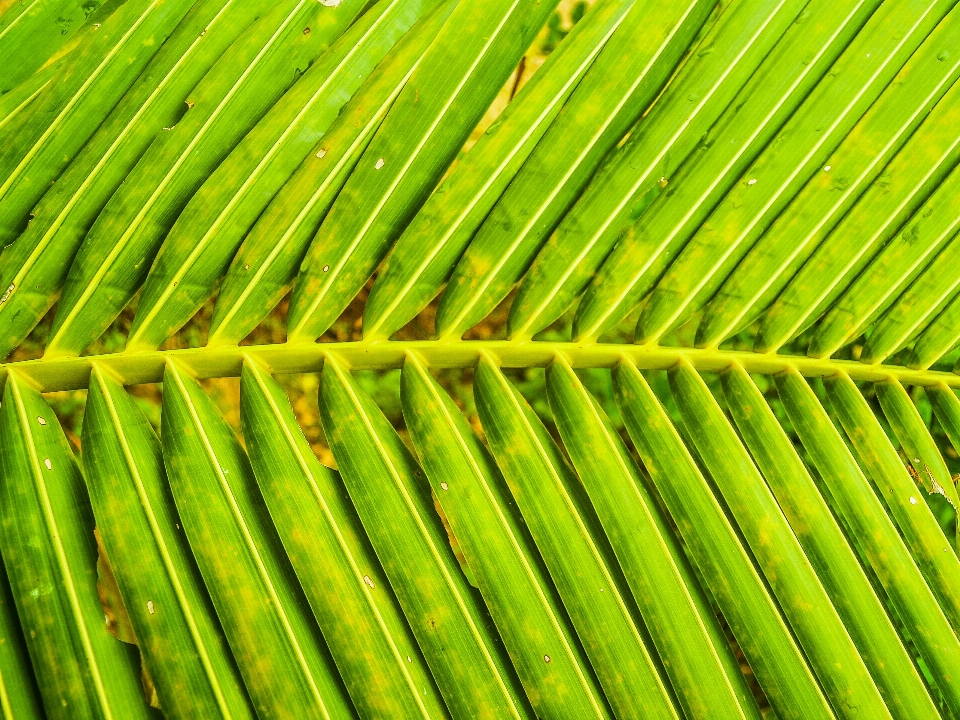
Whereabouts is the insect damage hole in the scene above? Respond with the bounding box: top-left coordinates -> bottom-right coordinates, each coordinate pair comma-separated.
543,654 -> 551,663
440,482 -> 448,491
316,148 -> 327,159
37,416 -> 47,426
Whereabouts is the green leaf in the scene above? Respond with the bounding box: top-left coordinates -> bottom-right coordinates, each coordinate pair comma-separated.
824,373 -> 960,632
319,354 -> 533,718
239,358 -> 449,719
488,0 -> 807,342
45,0 -> 366,358
441,0 -> 718,341
0,0 -> 279,360
160,361 -> 356,719
908,294 -> 960,369
865,228 -> 960,363
545,357 -> 764,720
613,359 -> 835,720
777,367 -> 960,715
125,0 -> 443,353
873,379 -> 959,544
0,0 -> 106,93
0,57 -> 61,132
207,0 -> 456,347
722,363 -> 941,720
809,158 -> 960,357
580,0 -> 950,343
286,0 -> 561,343
670,361 -> 890,719
400,352 -> 612,719
634,0 -> 958,346
82,365 -> 256,719
0,550 -> 44,719
362,0 -> 647,340
757,50 -> 960,353
698,10 -> 960,348
0,0 -> 196,244
0,370 -> 152,719
474,356 -> 682,720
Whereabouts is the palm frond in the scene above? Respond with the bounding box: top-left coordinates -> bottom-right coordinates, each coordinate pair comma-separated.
3,0 -> 960,717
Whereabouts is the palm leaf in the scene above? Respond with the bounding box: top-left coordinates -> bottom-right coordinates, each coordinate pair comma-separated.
5,0 -> 960,717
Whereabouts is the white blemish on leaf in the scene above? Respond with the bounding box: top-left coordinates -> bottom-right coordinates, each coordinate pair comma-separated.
823,165 -> 832,172
322,265 -> 330,272
316,148 -> 327,159
375,158 -> 385,170
407,656 -> 412,663
0,283 -> 14,304
909,496 -> 917,505
44,459 -> 52,470
37,416 -> 46,426
543,655 -> 551,663
363,575 -> 374,589
319,0 -> 341,6
440,482 -> 448,491
147,601 -> 155,615
747,178 -> 757,186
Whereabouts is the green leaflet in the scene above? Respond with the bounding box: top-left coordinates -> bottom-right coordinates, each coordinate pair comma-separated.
612,360 -> 835,720
0,0 -> 196,245
862,228 -> 960,363
0,0 -> 276,361
319,354 -> 532,719
909,295 -> 960,369
45,0 -> 366,358
474,356 -> 681,720
926,385 -> 960,527
808,159 -> 960,357
286,0 -> 562,343
545,358 -> 763,720
0,0 -> 106,92
0,552 -> 44,719
481,0 -> 806,343
582,0 -> 954,344
400,353 -> 611,719
632,0 -> 958,346
670,361 -> 890,719
823,374 -> 960,634
698,8 -> 960,348
0,371 -> 151,720
82,366 -> 256,719
873,379 -> 960,544
0,57 -> 61,131
160,362 -> 356,720
363,0 -> 643,339
126,0 -> 444,353
548,0 -> 884,342
758,89 -> 960,354
778,369 -> 960,715
207,0 -> 456,347
436,0 -> 717,341
722,364 -> 940,720
239,359 -> 449,719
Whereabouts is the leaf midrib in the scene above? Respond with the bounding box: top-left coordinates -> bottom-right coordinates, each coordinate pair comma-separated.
4,340 -> 959,393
